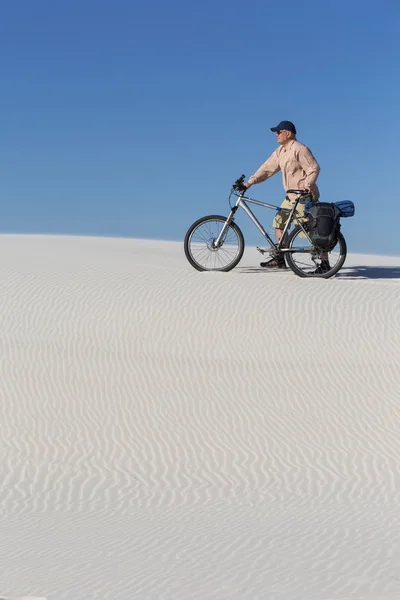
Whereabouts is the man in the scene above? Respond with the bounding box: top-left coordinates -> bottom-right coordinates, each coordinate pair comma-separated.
244,120 -> 327,271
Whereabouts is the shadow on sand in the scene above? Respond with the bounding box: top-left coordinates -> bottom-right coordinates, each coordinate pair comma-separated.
238,265 -> 400,279
336,265 -> 400,279
239,266 -> 289,274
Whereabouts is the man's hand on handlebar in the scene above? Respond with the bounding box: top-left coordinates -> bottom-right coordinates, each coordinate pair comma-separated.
232,174 -> 248,193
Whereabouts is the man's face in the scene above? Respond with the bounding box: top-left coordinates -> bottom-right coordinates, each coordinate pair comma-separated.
276,130 -> 291,144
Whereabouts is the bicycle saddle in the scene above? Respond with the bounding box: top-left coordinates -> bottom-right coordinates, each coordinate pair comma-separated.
286,189 -> 310,195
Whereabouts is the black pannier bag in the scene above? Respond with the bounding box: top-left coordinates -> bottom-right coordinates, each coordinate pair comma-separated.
304,201 -> 341,251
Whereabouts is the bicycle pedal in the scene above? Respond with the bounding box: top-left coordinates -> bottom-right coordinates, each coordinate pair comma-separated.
256,246 -> 268,254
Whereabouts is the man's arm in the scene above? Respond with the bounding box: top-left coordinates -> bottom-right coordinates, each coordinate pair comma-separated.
245,151 -> 280,188
297,146 -> 320,192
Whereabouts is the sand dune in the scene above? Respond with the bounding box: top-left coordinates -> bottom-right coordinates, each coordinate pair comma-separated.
1,234 -> 400,600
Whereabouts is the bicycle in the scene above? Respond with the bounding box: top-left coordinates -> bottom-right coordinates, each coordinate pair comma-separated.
184,174 -> 348,278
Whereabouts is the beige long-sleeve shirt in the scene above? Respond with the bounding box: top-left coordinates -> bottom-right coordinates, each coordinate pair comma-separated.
248,139 -> 320,201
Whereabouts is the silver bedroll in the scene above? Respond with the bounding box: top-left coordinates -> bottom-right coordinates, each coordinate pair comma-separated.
184,174 -> 353,279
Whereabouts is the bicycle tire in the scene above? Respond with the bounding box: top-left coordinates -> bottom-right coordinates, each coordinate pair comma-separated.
285,225 -> 347,278
184,215 -> 245,272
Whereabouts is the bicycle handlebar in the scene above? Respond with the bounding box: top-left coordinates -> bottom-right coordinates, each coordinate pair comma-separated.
232,174 -> 246,193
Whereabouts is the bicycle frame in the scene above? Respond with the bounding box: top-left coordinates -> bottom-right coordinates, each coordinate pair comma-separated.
214,191 -> 312,252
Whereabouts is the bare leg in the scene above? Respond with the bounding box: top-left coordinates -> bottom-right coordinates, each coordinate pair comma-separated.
275,228 -> 283,243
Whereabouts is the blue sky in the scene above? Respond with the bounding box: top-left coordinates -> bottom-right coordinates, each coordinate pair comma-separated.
1,0 -> 399,255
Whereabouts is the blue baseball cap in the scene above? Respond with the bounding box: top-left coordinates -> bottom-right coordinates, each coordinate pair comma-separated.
271,120 -> 297,134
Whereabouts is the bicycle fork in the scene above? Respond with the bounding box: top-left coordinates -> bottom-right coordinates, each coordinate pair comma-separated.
212,206 -> 240,248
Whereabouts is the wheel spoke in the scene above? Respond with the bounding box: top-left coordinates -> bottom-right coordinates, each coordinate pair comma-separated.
186,218 -> 242,271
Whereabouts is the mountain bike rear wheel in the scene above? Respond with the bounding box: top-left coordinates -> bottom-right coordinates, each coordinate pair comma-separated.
285,225 -> 347,278
184,215 -> 245,271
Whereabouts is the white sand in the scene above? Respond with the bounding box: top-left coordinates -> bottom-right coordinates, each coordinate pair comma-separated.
1,234 -> 400,600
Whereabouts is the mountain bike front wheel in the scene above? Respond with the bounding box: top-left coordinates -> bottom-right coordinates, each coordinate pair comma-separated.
285,225 -> 347,278
184,215 -> 245,271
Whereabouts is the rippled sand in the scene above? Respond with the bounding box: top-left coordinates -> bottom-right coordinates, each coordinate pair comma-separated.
1,235 -> 400,600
